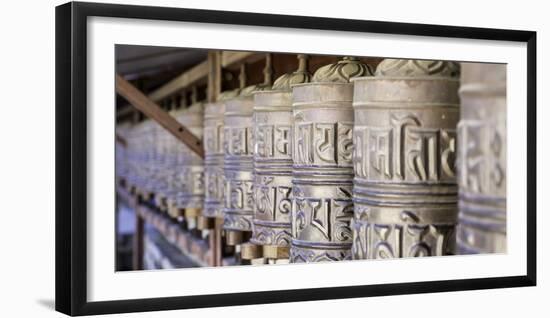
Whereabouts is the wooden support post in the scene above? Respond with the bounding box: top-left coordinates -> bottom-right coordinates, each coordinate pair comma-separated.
208,227 -> 216,267
207,51 -> 222,103
116,74 -> 205,158
133,214 -> 144,270
213,218 -> 224,266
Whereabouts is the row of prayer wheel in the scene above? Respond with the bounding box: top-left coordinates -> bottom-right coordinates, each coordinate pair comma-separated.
116,55 -> 507,266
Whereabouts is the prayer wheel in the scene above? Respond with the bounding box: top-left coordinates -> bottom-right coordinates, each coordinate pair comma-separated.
203,98 -> 229,219
203,90 -> 240,230
457,63 -> 507,254
125,121 -> 141,195
154,103 -> 177,212
223,90 -> 255,238
115,122 -> 131,187
174,101 -> 205,218
251,55 -> 311,261
152,116 -> 168,200
160,106 -> 182,214
351,59 -> 459,259
138,119 -> 157,201
290,57 -> 373,262
224,57 -> 272,255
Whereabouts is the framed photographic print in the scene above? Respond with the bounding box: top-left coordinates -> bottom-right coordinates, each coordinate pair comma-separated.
55,1 -> 537,316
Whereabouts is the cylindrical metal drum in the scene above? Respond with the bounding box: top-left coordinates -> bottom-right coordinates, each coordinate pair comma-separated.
159,107 -> 181,212
351,59 -> 459,259
140,119 -> 157,200
251,55 -> 311,261
203,101 -> 227,218
251,90 -> 293,249
457,63 -> 507,254
129,120 -> 148,196
154,110 -> 177,211
154,119 -> 166,195
115,122 -> 131,185
173,102 -> 205,214
223,92 -> 255,235
125,121 -> 141,195
290,57 -> 372,262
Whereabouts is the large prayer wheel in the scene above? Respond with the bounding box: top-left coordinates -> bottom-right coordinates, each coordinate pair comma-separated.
251,90 -> 293,247
151,118 -> 166,199
115,122 -> 131,186
290,57 -> 373,262
351,59 -> 459,259
250,58 -> 312,260
137,119 -> 157,201
457,63 -> 507,254
174,102 -> 205,214
223,91 -> 255,236
125,121 -> 142,195
159,107 -> 182,213
203,100 -> 227,218
154,105 -> 178,212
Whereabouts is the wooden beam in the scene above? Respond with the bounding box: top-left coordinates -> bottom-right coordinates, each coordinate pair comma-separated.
221,51 -> 265,69
116,74 -> 205,158
118,51 -> 261,113
117,51 -> 266,120
148,61 -> 209,102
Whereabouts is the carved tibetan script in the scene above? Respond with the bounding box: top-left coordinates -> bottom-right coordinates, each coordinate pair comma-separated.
458,119 -> 505,196
354,114 -> 456,182
255,124 -> 292,158
294,122 -> 353,165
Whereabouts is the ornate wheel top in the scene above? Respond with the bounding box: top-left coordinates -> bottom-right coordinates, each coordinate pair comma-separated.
272,54 -> 312,90
375,59 -> 460,78
312,56 -> 374,83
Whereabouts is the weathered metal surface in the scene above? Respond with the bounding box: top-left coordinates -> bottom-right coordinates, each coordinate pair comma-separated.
250,55 -> 311,255
290,57 -> 373,263
457,63 -> 507,254
123,122 -> 140,193
155,106 -> 178,210
203,100 -> 227,218
130,119 -> 157,199
159,108 -> 179,217
204,90 -> 240,221
251,90 -> 294,247
222,91 -> 256,232
115,122 -> 132,183
173,102 -> 205,210
351,59 -> 460,259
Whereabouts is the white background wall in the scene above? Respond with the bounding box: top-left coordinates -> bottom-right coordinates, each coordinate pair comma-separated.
0,0 -> 546,316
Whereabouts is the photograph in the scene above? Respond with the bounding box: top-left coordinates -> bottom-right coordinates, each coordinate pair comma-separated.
53,2 -> 536,315
1,0 -> 545,317
114,46 -> 507,270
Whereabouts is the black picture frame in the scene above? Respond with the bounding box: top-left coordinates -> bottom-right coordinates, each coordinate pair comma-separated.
55,1 -> 537,316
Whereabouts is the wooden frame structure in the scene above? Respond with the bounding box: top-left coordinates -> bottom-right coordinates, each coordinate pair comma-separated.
116,50 -> 285,269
